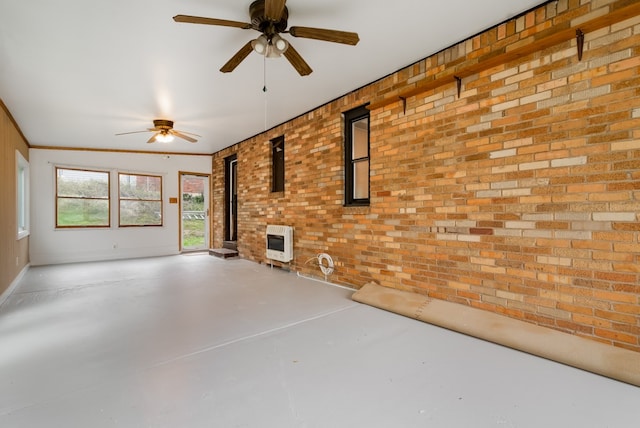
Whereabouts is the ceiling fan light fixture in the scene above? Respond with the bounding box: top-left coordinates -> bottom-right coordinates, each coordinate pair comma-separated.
271,34 -> 288,53
265,45 -> 280,58
264,34 -> 288,58
156,132 -> 174,143
116,119 -> 198,144
252,35 -> 268,54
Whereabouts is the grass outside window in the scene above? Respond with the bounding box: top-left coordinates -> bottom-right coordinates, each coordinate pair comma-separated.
56,168 -> 110,228
119,173 -> 163,227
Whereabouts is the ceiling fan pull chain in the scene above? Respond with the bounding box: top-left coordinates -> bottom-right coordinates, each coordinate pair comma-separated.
263,54 -> 268,130
263,53 -> 268,93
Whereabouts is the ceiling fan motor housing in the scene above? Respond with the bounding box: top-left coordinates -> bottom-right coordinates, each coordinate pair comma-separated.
250,0 -> 288,34
153,119 -> 174,130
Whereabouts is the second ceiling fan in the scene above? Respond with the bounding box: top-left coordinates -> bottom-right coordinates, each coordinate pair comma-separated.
174,0 -> 359,76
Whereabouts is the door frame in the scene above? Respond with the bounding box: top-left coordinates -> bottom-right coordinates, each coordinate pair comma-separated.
179,171 -> 211,252
224,155 -> 238,242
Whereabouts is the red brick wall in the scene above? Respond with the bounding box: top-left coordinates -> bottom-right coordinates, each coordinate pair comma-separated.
213,0 -> 640,352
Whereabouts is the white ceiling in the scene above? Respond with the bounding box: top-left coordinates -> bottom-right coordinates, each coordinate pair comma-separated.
0,0 -> 546,155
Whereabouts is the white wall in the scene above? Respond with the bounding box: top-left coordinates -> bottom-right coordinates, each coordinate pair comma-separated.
29,149 -> 212,265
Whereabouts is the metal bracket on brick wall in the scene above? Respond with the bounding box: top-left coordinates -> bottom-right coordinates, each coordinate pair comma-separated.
399,96 -> 407,115
576,29 -> 584,61
455,76 -> 462,98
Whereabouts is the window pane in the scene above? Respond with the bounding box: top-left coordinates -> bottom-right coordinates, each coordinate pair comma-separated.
182,179 -> 205,248
120,200 -> 162,226
119,173 -> 162,227
353,160 -> 369,199
57,198 -> 109,226
272,137 -> 285,192
56,168 -> 109,228
119,174 -> 161,200
18,166 -> 25,229
352,118 -> 369,159
57,169 -> 109,198
16,151 -> 30,238
344,105 -> 370,206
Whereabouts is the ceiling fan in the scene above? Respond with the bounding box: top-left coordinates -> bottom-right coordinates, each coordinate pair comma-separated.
173,0 -> 360,76
115,120 -> 200,144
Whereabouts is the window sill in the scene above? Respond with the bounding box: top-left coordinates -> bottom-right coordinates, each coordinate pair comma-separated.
343,205 -> 370,215
344,201 -> 370,208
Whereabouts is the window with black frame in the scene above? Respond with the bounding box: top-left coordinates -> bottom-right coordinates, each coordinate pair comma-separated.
344,105 -> 370,206
272,135 -> 285,193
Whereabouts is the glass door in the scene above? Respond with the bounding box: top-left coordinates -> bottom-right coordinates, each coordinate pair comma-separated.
180,174 -> 210,251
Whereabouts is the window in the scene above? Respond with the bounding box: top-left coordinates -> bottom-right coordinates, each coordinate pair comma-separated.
344,105 -> 370,206
16,151 -> 30,239
56,168 -> 110,227
271,135 -> 285,192
119,173 -> 163,226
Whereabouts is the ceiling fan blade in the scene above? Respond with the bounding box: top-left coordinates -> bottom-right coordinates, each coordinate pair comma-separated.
265,0 -> 286,22
289,26 -> 360,45
146,133 -> 159,144
220,41 -> 254,73
173,15 -> 252,30
115,130 -> 151,136
171,130 -> 198,143
283,43 -> 312,76
173,129 -> 201,137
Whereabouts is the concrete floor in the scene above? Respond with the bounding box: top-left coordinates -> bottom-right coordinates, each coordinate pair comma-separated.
0,254 -> 638,428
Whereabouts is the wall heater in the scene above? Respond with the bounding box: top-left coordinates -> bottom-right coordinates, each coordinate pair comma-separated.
266,225 -> 293,262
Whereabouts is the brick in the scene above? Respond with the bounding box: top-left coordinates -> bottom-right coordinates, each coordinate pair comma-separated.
557,302 -> 593,316
490,148 -> 517,159
573,314 -> 612,329
555,231 -> 592,240
592,212 -> 636,222
589,50 -> 632,69
612,223 -> 640,232
593,290 -> 637,304
505,221 -> 536,229
538,306 -> 572,320
536,256 -> 571,266
594,328 -> 637,345
595,309 -> 636,324
519,160 -> 549,171
571,221 -> 611,231
550,156 -> 587,167
613,304 -> 640,316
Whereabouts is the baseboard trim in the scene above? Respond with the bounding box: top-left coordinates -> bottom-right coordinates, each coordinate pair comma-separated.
352,283 -> 640,387
0,263 -> 30,309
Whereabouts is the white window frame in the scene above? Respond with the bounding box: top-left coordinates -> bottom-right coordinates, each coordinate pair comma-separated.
16,150 -> 30,240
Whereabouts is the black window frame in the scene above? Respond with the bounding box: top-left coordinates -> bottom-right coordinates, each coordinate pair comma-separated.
271,135 -> 285,193
344,105 -> 370,206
